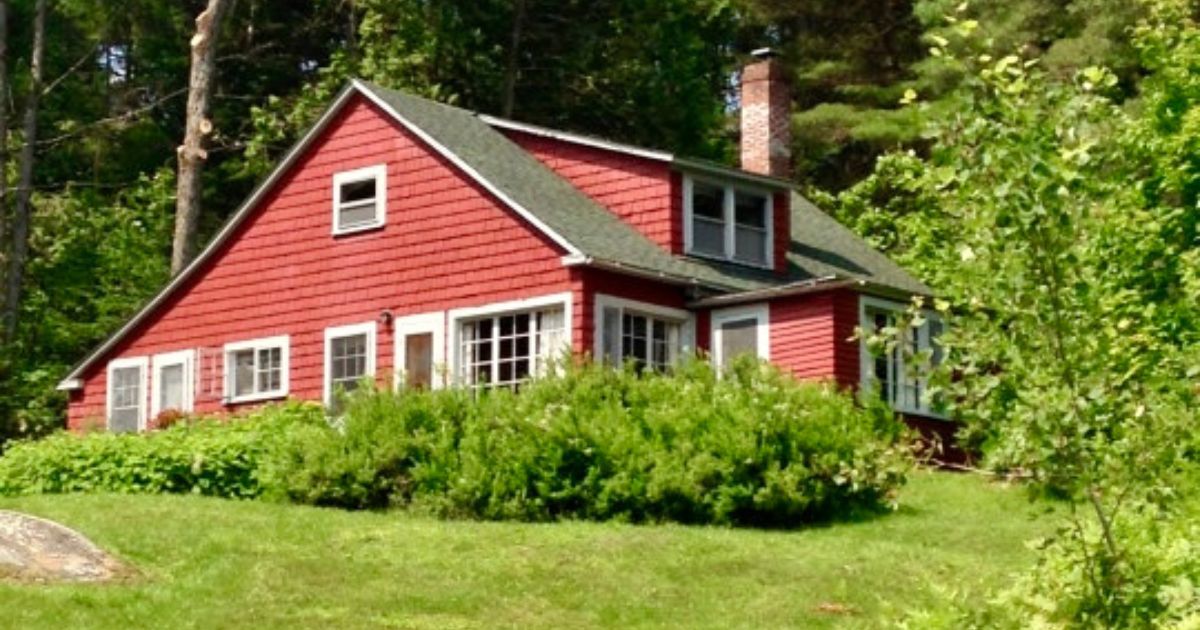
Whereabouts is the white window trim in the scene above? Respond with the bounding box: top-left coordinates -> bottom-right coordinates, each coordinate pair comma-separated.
393,311 -> 447,390
710,303 -> 771,368
593,293 -> 695,366
682,174 -> 775,270
151,349 -> 195,418
331,163 -> 387,236
107,356 -> 149,432
448,292 -> 573,385
858,295 -> 943,417
223,335 -> 290,404
324,321 -> 378,404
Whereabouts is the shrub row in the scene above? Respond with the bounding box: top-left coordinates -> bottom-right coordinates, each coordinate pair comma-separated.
0,359 -> 912,527
0,403 -> 323,498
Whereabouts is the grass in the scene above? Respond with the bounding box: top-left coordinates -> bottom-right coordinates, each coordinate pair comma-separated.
0,472 -> 1057,629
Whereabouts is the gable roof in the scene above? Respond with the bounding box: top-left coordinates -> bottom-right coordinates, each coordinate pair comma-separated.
58,80 -> 927,389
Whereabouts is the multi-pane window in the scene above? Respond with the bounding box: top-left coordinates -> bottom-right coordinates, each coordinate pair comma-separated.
459,307 -> 564,389
107,359 -> 147,433
324,323 -> 376,404
685,177 -> 773,268
332,164 -> 386,234
861,301 -> 943,416
598,298 -> 686,372
224,336 -> 289,403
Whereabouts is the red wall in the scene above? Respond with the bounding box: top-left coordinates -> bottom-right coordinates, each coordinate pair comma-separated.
767,289 -> 860,388
68,96 -> 576,427
503,129 -> 682,254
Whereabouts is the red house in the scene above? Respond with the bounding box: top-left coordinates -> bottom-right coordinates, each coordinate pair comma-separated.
57,51 -> 941,434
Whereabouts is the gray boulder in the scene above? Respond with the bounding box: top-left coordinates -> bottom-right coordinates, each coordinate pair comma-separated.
0,510 -> 125,582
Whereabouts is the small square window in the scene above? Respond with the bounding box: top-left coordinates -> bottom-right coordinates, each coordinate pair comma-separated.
332,165 -> 387,235
223,336 -> 289,403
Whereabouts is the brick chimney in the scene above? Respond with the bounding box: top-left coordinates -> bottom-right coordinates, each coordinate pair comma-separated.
740,48 -> 791,179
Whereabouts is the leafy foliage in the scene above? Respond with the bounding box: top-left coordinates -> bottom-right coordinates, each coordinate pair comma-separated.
0,402 -> 324,498
1,361 -> 911,527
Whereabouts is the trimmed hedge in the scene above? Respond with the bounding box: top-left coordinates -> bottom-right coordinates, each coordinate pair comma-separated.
0,359 -> 912,527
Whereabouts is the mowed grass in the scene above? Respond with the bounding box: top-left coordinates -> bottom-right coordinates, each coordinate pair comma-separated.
0,472 -> 1056,629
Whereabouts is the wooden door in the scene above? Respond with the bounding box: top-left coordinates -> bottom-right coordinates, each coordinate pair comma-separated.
404,333 -> 434,389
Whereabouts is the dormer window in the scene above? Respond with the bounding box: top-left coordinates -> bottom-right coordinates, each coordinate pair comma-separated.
683,176 -> 773,268
332,164 -> 387,235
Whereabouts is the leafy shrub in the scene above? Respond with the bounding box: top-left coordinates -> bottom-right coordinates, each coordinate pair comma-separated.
265,358 -> 912,526
0,402 -> 324,499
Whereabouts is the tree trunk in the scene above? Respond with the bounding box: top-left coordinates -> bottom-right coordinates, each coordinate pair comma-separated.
2,0 -> 44,343
0,0 -> 9,282
501,0 -> 526,118
171,0 -> 231,276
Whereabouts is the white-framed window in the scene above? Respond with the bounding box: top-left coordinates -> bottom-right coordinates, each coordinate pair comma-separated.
331,164 -> 387,235
107,356 -> 148,433
450,293 -> 571,390
223,335 -> 290,404
394,312 -> 446,390
594,294 -> 693,372
682,175 -> 774,268
151,350 -> 195,418
710,304 -> 770,368
859,296 -> 944,416
324,322 -> 377,404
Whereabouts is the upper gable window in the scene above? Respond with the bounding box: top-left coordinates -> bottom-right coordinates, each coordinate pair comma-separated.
332,164 -> 387,235
683,176 -> 773,268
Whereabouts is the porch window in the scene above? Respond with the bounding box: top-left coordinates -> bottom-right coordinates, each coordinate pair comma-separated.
332,164 -> 387,235
224,335 -> 290,403
684,176 -> 773,268
860,299 -> 942,416
459,307 -> 565,389
596,296 -> 689,372
324,322 -> 377,404
107,356 -> 148,433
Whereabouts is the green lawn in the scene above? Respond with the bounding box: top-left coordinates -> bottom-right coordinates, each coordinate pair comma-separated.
0,472 -> 1056,629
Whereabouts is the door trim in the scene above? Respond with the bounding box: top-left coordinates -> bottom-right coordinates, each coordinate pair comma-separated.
393,311 -> 446,390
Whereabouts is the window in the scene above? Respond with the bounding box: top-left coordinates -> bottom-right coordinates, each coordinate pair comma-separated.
596,295 -> 691,372
711,304 -> 770,368
223,336 -> 290,403
460,308 -> 564,389
107,357 -> 148,433
152,350 -> 194,418
683,176 -> 774,268
332,164 -> 387,235
859,298 -> 943,416
324,322 -> 376,404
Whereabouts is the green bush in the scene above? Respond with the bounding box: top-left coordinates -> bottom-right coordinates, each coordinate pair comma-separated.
0,402 -> 324,499
265,358 -> 912,526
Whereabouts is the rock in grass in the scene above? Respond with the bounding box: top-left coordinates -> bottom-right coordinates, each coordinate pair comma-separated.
0,510 -> 125,582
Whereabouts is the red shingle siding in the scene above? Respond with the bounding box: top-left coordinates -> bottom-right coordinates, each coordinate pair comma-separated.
768,289 -> 860,387
68,96 -> 573,428
502,130 -> 680,253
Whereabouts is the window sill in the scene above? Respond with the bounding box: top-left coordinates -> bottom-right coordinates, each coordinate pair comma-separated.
225,391 -> 288,405
331,221 -> 385,237
683,249 -> 773,271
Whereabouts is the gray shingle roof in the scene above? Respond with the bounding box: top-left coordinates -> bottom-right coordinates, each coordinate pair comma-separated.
360,81 -> 930,297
